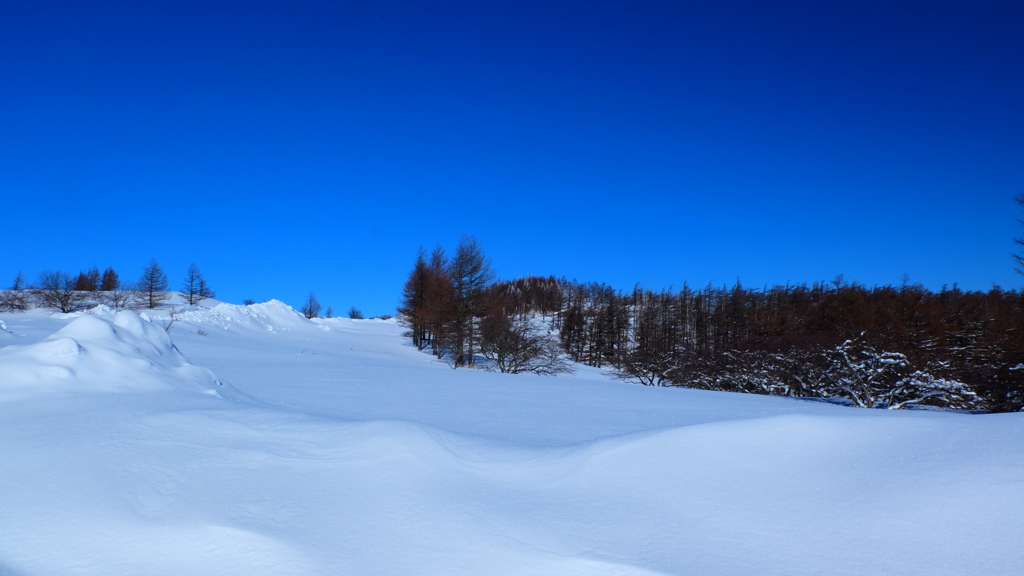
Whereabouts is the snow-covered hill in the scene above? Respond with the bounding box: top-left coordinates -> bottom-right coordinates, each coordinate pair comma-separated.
0,301 -> 1021,575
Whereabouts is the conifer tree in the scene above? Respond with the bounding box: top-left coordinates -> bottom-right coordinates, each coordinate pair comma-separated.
0,271 -> 29,311
100,267 -> 119,291
138,259 -> 169,309
74,267 -> 100,291
181,263 -> 214,305
448,235 -> 494,367
300,292 -> 321,319
398,247 -> 430,350
424,246 -> 456,359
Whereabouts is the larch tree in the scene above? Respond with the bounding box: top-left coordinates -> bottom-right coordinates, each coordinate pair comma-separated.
198,277 -> 215,301
11,271 -> 26,291
423,245 -> 456,359
100,267 -> 119,291
398,247 -> 430,350
74,267 -> 100,292
300,292 -> 321,319
138,259 -> 169,309
448,235 -> 494,368
181,263 -> 214,305
0,271 -> 29,311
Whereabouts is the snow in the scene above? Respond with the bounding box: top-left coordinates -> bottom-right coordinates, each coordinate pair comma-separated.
0,310 -> 228,402
1,300 -> 1022,575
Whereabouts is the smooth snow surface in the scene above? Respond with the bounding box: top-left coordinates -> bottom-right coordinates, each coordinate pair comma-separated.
1,301 -> 1021,575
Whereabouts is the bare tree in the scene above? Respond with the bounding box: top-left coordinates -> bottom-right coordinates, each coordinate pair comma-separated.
300,292 -> 321,319
398,247 -> 430,350
0,271 -> 29,311
34,270 -> 84,313
198,277 -> 215,301
348,306 -> 364,319
104,282 -> 141,311
423,246 -> 457,359
138,259 -> 169,309
479,313 -> 573,375
181,263 -> 214,305
162,306 -> 180,333
448,235 -> 495,367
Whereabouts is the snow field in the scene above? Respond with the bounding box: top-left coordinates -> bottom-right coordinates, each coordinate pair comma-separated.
0,300 -> 1021,575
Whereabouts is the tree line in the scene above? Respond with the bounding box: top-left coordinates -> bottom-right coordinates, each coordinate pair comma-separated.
555,278 -> 1023,411
0,260 -> 215,313
399,239 -> 1024,411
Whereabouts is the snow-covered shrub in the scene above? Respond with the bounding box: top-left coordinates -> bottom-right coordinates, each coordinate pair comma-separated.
0,289 -> 30,312
478,314 -> 573,375
817,335 -> 980,410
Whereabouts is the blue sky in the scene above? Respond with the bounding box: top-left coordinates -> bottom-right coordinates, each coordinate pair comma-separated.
2,1 -> 1022,316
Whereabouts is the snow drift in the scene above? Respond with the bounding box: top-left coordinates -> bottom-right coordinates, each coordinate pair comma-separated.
162,299 -> 323,334
0,310 -> 228,401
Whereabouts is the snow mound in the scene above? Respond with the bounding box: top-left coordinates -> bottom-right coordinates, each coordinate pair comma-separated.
158,299 -> 320,334
0,320 -> 16,341
0,311 -> 230,402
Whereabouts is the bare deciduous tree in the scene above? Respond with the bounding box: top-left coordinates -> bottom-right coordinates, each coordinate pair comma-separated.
448,235 -> 494,368
300,292 -> 321,319
0,272 -> 30,311
35,270 -> 84,313
162,306 -> 179,333
104,282 -> 141,311
398,247 -> 430,350
479,313 -> 573,375
138,259 -> 169,309
181,263 -> 214,305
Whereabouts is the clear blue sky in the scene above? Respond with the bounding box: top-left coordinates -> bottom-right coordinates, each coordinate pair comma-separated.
2,1 -> 1022,316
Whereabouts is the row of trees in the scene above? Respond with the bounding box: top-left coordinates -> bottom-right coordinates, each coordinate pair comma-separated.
398,239 -> 1024,411
297,291 -> 364,320
554,279 -> 1023,411
0,260 -> 215,313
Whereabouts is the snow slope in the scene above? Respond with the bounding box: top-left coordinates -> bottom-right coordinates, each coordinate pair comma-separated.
0,300 -> 1021,575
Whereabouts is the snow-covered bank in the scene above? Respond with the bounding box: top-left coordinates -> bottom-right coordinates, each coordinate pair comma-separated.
0,301 -> 1021,575
0,310 -> 229,401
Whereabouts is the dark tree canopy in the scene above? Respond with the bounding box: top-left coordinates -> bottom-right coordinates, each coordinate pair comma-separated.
74,267 -> 100,292
100,267 -> 119,291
